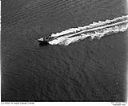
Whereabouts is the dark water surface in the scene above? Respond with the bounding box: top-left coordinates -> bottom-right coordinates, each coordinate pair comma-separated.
2,0 -> 128,101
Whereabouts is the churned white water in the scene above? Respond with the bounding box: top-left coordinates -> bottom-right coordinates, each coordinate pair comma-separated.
48,15 -> 128,46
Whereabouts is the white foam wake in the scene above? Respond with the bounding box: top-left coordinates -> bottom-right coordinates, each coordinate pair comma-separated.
47,15 -> 128,45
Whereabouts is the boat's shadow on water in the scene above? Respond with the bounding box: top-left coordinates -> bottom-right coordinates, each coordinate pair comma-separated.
38,41 -> 50,47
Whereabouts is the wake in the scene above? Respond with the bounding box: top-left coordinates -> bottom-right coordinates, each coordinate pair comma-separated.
46,15 -> 128,45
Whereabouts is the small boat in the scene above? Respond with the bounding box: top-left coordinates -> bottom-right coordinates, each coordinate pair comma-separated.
38,36 -> 55,45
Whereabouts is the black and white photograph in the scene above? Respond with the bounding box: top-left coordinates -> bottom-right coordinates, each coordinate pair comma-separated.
1,0 -> 128,103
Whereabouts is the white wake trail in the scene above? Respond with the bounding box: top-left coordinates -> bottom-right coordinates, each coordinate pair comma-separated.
48,15 -> 128,46
50,15 -> 128,37
58,23 -> 128,45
